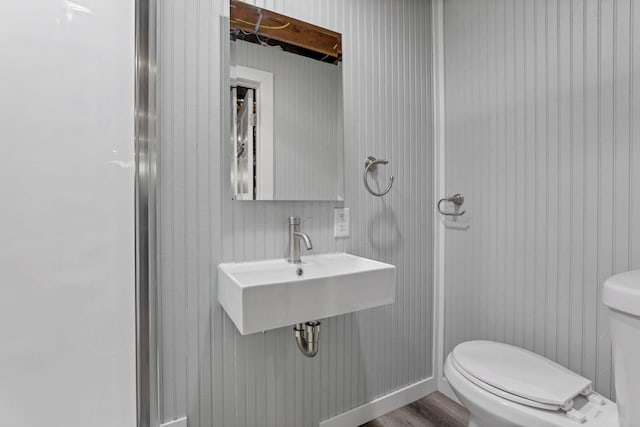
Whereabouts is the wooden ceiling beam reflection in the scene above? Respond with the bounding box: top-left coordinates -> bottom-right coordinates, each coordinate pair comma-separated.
230,0 -> 342,60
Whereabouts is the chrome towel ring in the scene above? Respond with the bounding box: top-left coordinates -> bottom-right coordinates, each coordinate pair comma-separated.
363,156 -> 394,197
437,193 -> 466,216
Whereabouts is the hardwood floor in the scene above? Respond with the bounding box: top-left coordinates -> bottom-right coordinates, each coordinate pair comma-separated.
360,392 -> 469,427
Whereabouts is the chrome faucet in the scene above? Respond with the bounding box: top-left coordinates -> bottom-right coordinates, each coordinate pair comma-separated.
288,216 -> 312,263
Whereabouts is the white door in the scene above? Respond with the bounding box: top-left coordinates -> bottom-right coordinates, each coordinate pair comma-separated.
0,1 -> 137,426
231,86 -> 239,197
235,88 -> 255,200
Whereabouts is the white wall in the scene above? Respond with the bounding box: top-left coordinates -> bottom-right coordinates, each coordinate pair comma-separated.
156,0 -> 434,426
443,0 -> 640,399
0,1 -> 136,425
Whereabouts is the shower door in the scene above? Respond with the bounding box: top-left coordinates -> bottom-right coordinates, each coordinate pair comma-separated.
0,1 -> 137,426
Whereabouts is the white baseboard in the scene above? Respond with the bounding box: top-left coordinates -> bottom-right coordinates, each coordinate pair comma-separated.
319,377 -> 437,427
160,417 -> 187,427
438,377 -> 461,405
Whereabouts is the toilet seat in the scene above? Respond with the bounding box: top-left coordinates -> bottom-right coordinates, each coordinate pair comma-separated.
451,341 -> 604,423
450,356 -> 562,411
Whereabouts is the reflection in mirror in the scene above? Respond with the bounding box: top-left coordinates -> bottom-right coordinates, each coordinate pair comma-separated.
230,0 -> 344,201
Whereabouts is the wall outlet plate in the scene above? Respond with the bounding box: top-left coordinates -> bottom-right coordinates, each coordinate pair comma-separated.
334,208 -> 350,237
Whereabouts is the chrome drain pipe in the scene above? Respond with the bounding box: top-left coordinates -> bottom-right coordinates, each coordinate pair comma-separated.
293,321 -> 320,357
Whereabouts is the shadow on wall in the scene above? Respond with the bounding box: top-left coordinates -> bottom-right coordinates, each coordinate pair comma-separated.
367,201 -> 402,252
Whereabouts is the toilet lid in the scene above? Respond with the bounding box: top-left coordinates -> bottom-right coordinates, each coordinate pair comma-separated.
452,341 -> 592,410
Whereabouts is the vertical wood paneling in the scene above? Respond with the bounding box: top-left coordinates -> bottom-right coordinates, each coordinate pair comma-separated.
443,0 -> 640,399
633,0 -> 640,272
157,0 -> 434,426
569,0 -> 586,377
557,0 -> 571,369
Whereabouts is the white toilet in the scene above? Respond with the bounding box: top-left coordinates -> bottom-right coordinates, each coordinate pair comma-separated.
445,270 -> 640,427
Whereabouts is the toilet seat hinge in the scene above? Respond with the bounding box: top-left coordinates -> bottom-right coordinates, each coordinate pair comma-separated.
566,408 -> 587,424
586,392 -> 606,406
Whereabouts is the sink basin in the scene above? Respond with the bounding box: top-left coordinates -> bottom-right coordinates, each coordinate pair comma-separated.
218,253 -> 396,335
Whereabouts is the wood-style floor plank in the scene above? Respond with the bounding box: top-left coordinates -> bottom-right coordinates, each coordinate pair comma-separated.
360,392 -> 469,427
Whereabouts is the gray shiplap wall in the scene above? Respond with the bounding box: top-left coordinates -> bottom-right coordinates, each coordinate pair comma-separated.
232,40 -> 344,200
443,0 -> 640,399
157,1 -> 434,426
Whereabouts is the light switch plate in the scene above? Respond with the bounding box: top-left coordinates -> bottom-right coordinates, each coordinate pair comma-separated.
334,208 -> 350,237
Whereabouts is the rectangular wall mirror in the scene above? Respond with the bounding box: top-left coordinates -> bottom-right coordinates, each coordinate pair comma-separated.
229,0 -> 344,201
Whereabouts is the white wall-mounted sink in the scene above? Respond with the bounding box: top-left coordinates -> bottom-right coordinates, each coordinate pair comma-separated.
218,253 -> 396,335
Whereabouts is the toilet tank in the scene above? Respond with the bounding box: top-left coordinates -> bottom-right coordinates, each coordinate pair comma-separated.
603,270 -> 640,427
